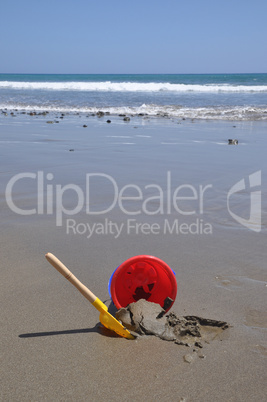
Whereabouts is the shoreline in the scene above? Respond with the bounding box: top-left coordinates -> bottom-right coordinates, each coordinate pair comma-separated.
1,116 -> 266,401
2,104 -> 267,121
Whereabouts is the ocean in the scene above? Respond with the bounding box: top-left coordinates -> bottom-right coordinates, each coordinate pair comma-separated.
1,73 -> 267,120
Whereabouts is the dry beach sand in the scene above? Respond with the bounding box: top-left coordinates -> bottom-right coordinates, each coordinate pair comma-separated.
1,112 -> 267,401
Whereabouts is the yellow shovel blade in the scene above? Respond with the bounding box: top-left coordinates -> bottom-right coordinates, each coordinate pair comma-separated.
93,298 -> 135,340
45,252 -> 134,340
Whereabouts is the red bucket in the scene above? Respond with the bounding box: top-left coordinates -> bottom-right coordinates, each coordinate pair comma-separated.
109,255 -> 177,312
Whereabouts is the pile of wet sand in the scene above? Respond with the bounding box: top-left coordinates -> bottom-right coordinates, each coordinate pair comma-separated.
116,299 -> 229,351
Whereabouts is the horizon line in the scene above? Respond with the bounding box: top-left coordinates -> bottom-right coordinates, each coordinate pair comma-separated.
0,72 -> 266,76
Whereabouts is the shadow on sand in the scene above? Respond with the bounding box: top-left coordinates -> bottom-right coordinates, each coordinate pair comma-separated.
19,323 -> 120,339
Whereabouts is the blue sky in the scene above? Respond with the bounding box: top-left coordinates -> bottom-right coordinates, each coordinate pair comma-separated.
1,0 -> 266,74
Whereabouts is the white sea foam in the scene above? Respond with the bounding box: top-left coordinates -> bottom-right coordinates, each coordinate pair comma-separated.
1,80 -> 267,93
1,103 -> 267,120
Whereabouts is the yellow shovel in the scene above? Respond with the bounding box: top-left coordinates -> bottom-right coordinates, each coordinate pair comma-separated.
45,253 -> 135,340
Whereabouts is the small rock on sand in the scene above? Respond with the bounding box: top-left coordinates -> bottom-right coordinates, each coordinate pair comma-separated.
228,139 -> 238,145
183,354 -> 196,364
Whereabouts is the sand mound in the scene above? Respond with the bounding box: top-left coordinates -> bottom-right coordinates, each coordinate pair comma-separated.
116,299 -> 229,348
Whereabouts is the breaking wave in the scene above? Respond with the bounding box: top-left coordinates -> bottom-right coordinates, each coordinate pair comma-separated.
1,81 -> 267,93
1,103 -> 267,120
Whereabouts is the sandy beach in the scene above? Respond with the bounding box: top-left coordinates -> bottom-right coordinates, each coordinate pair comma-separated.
1,112 -> 266,401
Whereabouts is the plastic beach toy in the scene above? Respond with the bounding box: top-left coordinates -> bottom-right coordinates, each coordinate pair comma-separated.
109,255 -> 177,312
46,253 -> 135,340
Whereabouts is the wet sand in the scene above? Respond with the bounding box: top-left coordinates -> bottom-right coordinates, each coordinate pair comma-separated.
1,113 -> 267,401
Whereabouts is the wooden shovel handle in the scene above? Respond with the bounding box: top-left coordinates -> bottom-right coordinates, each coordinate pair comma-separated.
45,253 -> 97,304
